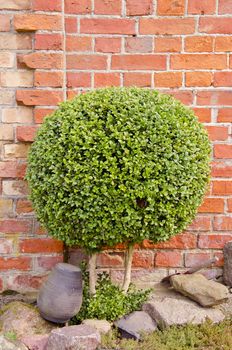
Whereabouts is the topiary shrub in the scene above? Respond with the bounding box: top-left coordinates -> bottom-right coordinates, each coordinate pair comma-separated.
26,87 -> 211,292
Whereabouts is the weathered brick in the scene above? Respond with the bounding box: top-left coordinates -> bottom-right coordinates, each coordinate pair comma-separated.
34,108 -> 55,124
33,0 -> 62,11
20,53 -> 63,69
4,144 -> 30,159
185,72 -> 213,87
0,34 -> 31,50
132,251 -> 154,268
67,54 -> 107,70
188,0 -> 216,14
95,37 -> 121,53
198,198 -> 224,213
187,216 -> 211,231
0,91 -> 15,105
157,0 -> 185,16
2,107 -> 33,124
213,217 -> 232,231
95,0 -> 121,14
166,91 -> 193,105
140,18 -> 195,35
111,55 -> 166,70
192,108 -> 211,123
0,71 -> 33,88
125,37 -> 152,53
155,37 -> 182,52
214,145 -> 232,159
65,17 -> 77,33
214,72 -> 232,87
171,54 -> 226,70
65,0 -> 91,14
185,253 -> 211,268
199,234 -> 232,248
0,0 -> 31,10
66,36 -> 92,51
94,73 -> 120,88
66,72 -> 91,88
211,161 -> 232,177
212,181 -> 232,195
14,14 -> 62,32
0,161 -> 26,178
0,199 -> 13,218
35,256 -> 63,271
217,109 -> 232,122
199,17 -> 232,34
206,126 -> 228,141
185,36 -> 214,52
0,125 -> 14,141
0,238 -> 13,254
215,36 -> 232,52
6,274 -> 46,291
20,238 -> 63,253
123,73 -> 151,87
197,91 -> 232,106
16,90 -> 63,106
155,251 -> 183,267
143,233 -> 197,249
0,15 -> 11,32
0,52 -> 14,68
3,180 -> 28,196
0,257 -> 31,271
155,72 -> 182,88
228,198 -> 232,212
16,200 -> 33,214
35,34 -> 63,50
34,71 -> 63,88
16,126 -> 39,142
80,18 -> 136,35
0,219 -> 31,234
97,252 -> 124,267
219,0 -> 232,14
126,0 -> 153,15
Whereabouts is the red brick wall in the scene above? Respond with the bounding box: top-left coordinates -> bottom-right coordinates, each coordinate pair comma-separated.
0,0 -> 232,291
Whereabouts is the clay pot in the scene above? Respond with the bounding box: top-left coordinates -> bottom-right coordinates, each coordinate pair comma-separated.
37,263 -> 83,323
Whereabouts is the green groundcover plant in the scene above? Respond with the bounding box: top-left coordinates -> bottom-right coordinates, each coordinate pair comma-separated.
26,87 -> 211,293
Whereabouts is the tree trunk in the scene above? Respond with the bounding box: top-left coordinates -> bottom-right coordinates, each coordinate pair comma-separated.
122,243 -> 134,293
89,252 -> 97,296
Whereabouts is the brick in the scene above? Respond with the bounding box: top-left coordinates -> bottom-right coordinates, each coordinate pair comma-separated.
3,180 -> 28,196
213,252 -> 224,267
34,222 -> 47,235
188,0 -> 216,14
157,0 -> 185,15
16,126 -> 39,142
33,0 -> 62,11
229,55 -> 232,68
94,0 -> 121,14
35,34 -> 63,50
185,253 -> 211,268
20,238 -> 63,253
2,107 -> 33,124
0,71 -> 33,88
155,251 -> 182,267
34,71 -> 63,88
14,14 -> 62,32
6,275 -> 47,291
125,37 -> 152,53
0,91 -> 16,105
0,199 -> 13,218
95,38 -> 121,53
185,72 -> 213,87
132,251 -> 154,268
0,52 -> 14,68
0,257 -> 31,271
0,34 -> 31,50
211,161 -> 232,177
166,91 -> 193,105
67,54 -> 107,70
94,73 -> 120,88
187,216 -> 211,231
123,73 -> 151,87
192,108 -> 211,123
0,15 -> 11,32
97,252 -> 123,267
215,37 -> 232,52
66,72 -> 91,88
16,90 -> 63,106
206,126 -> 228,141
199,234 -> 232,248
171,54 -> 226,70
217,109 -> 232,122
228,199 -> 232,212
65,0 -> 91,13
185,36 -> 214,52
0,125 -> 14,141
199,17 -> 232,34
214,145 -> 232,159
20,53 -> 63,69
214,217 -> 232,231
0,238 -> 13,254
143,233 -> 197,249
0,0 -> 31,10
140,18 -> 195,35
66,36 -> 92,51
4,144 -> 30,160
36,256 -> 63,271
126,0 -> 153,15
65,17 -> 77,33
219,0 -> 232,14
198,198 -> 224,213
155,37 -> 182,52
111,55 -> 166,70
197,91 -> 232,106
34,108 -> 55,124
155,72 -> 182,88
0,219 -> 31,234
16,200 -> 33,214
212,181 -> 232,195
80,18 -> 135,35
214,72 -> 232,87
0,161 -> 26,178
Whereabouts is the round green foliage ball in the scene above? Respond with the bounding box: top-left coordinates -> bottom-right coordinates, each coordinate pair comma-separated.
26,87 -> 211,251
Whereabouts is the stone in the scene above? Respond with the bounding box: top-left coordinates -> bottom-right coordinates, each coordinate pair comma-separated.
170,273 -> 229,307
21,334 -> 49,350
46,325 -> 100,350
0,290 -> 37,309
0,301 -> 56,340
82,319 -> 111,334
0,335 -> 27,350
114,311 -> 157,340
223,241 -> 232,286
143,297 -> 225,329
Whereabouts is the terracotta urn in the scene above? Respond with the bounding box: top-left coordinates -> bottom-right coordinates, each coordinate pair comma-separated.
37,263 -> 83,323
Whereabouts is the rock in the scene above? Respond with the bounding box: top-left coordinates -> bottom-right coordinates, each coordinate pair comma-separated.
170,273 -> 229,307
0,335 -> 27,350
223,241 -> 232,286
143,297 -> 225,329
46,325 -> 100,350
82,319 -> 111,334
0,301 -> 56,340
114,311 -> 157,340
21,334 -> 49,350
0,290 -> 37,309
